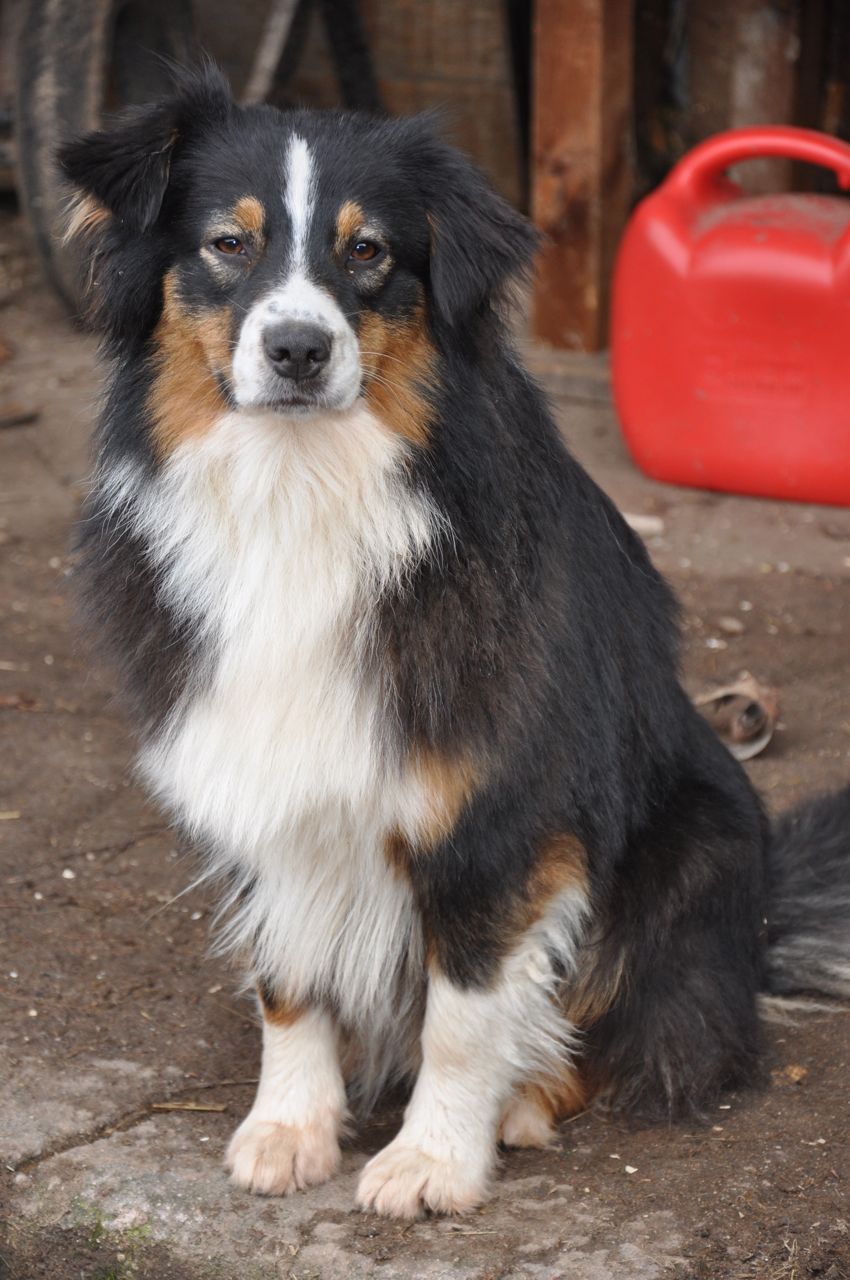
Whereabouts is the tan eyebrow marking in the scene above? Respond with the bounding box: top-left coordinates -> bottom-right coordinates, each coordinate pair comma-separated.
232,195 -> 266,236
335,199 -> 365,255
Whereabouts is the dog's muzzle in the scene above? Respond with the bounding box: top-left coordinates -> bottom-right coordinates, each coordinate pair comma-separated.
231,278 -> 362,413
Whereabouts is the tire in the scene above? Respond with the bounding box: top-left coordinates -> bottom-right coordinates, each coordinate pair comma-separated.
15,0 -> 195,313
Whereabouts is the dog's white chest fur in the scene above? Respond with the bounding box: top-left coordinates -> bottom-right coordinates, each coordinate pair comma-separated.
119,407 -> 440,1036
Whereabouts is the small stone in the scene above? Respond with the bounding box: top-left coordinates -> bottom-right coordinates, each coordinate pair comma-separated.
61,868 -> 75,880
772,1063 -> 809,1086
623,513 -> 665,537
718,616 -> 745,635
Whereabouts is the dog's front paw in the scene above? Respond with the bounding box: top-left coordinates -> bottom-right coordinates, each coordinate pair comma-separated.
226,1113 -> 340,1196
356,1137 -> 490,1219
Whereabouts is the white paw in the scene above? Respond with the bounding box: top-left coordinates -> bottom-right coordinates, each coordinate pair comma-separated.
498,1094 -> 555,1149
225,1113 -> 340,1196
356,1137 -> 491,1219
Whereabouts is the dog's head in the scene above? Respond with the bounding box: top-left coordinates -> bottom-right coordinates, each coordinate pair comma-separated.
60,65 -> 537,444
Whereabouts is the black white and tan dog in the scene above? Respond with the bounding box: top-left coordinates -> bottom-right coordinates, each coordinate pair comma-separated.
58,65 -> 850,1219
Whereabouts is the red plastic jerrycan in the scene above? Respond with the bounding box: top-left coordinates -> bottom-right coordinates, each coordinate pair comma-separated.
611,127 -> 850,506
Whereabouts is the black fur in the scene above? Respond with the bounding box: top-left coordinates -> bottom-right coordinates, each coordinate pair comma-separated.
395,115 -> 540,326
62,65 -> 850,1125
766,786 -> 850,997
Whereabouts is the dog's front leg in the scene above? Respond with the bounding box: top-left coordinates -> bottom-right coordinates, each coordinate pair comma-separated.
226,1000 -> 346,1196
357,947 -> 559,1219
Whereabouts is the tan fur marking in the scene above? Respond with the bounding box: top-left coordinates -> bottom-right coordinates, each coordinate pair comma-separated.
233,195 -> 266,237
524,834 -> 588,924
563,946 -> 626,1028
414,750 -> 481,848
527,834 -> 623,1026
382,752 -> 479,878
360,306 -> 436,447
192,307 -> 234,373
258,985 -> 304,1028
501,1048 -> 592,1147
148,273 -> 230,456
384,829 -> 410,874
63,193 -> 111,244
508,1068 -> 590,1134
335,199 -> 365,255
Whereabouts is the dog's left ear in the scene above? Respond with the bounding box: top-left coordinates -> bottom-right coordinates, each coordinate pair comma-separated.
402,118 -> 540,328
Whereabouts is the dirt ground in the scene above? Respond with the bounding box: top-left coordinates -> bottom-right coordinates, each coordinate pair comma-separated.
1,198 -> 848,1280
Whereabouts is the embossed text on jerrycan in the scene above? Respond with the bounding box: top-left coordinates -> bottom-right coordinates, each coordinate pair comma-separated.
611,127 -> 850,506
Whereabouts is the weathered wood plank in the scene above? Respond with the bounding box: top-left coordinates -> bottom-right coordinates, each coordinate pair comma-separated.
282,0 -> 524,205
687,0 -> 802,193
531,0 -> 635,352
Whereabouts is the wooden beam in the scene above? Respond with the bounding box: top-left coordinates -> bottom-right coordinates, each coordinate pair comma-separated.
687,0 -> 802,194
531,0 -> 635,352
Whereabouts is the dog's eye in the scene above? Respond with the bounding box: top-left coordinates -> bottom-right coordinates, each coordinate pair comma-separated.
349,240 -> 381,263
213,236 -> 245,256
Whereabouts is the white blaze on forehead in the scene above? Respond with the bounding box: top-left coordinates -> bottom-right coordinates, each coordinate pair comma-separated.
284,134 -> 316,270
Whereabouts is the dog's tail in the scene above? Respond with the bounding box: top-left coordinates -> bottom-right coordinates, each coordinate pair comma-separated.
764,785 -> 850,998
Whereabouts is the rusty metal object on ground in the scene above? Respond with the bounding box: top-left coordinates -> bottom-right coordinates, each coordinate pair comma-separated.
694,672 -> 780,761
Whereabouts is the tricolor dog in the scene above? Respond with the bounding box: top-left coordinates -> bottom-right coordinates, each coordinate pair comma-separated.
60,66 -> 850,1218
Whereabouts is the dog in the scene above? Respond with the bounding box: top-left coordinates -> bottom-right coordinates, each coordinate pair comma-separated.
59,65 -> 850,1219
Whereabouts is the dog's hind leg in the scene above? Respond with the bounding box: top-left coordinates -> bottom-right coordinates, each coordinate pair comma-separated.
580,745 -> 767,1119
498,1069 -> 589,1149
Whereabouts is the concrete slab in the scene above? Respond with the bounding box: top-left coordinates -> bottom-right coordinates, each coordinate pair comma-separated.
9,1113 -> 687,1279
1,1051 -> 182,1167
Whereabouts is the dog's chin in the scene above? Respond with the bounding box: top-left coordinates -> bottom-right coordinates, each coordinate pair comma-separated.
236,389 -> 360,419
259,399 -> 328,418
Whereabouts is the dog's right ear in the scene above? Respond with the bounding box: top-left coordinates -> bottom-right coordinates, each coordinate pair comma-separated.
58,62 -> 232,235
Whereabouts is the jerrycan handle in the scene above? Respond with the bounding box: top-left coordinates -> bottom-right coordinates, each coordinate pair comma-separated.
665,126 -> 850,203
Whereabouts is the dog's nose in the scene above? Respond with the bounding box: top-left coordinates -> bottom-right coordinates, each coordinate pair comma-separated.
262,322 -> 332,381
